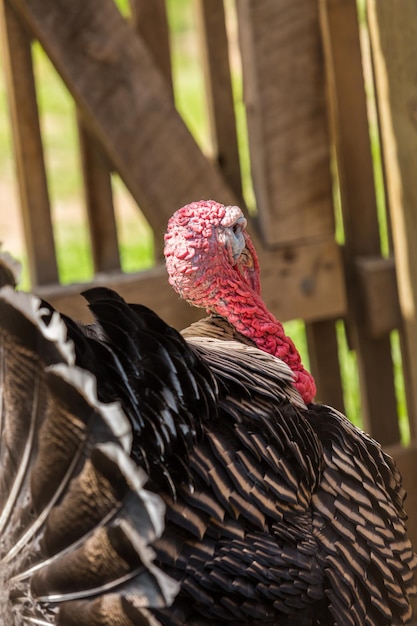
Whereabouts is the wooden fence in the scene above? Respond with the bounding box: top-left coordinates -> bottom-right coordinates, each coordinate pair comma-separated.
1,0 -> 417,547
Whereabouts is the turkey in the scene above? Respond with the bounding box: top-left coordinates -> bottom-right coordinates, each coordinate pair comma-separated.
0,198 -> 416,626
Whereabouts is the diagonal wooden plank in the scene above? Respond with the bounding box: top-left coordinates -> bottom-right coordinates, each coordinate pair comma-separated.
9,0 -> 238,246
129,0 -> 173,98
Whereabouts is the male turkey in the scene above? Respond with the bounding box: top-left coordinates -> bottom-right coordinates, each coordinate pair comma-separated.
0,199 -> 416,625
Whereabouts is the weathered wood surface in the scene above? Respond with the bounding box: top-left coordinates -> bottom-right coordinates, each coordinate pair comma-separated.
259,239 -> 346,324
0,0 -> 58,285
320,0 -> 400,446
367,0 -> 417,438
129,0 -> 173,259
320,0 -> 380,256
129,0 -> 173,97
9,0 -> 238,247
355,256 -> 401,337
237,0 -> 334,245
196,0 -> 243,202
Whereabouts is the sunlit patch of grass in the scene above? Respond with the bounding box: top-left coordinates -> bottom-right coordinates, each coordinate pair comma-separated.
167,0 -> 210,150
33,43 -> 82,201
283,319 -> 310,372
112,176 -> 155,273
336,321 -> 362,428
391,330 -> 410,445
55,222 -> 93,285
283,319 -> 363,430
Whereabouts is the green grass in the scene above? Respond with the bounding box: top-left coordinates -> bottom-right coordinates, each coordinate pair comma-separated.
0,0 -> 410,439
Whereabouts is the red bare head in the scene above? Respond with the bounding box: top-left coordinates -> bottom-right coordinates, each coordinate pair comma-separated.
164,200 -> 261,309
165,199 -> 316,404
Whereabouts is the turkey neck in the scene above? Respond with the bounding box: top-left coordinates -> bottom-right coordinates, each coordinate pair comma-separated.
207,276 -> 316,404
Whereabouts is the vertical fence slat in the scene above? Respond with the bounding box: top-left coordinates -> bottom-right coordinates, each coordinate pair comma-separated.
320,0 -> 400,446
367,1 -> 417,439
129,0 -> 173,97
0,0 -> 58,285
129,0 -> 173,259
236,0 -> 334,245
78,114 -> 120,273
195,0 -> 243,203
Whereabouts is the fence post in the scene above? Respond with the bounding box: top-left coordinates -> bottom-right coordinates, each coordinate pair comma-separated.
0,0 -> 58,285
320,0 -> 400,445
367,0 -> 417,439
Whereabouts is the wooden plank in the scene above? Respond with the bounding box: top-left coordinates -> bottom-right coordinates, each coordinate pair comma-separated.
355,256 -> 401,337
128,0 -> 173,259
195,0 -> 243,202
236,0 -> 334,245
257,238 -> 346,324
129,0 -> 173,98
34,265 -> 204,330
305,321 -> 345,412
77,114 -> 121,273
367,0 -> 417,436
10,0 -> 238,247
320,0 -> 400,446
0,0 -> 58,285
320,0 -> 380,255
356,336 -> 401,445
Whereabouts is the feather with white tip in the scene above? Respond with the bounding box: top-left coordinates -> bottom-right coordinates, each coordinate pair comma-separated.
0,284 -> 178,626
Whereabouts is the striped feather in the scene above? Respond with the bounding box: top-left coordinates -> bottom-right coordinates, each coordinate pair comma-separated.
0,274 -> 415,625
0,287 -> 177,625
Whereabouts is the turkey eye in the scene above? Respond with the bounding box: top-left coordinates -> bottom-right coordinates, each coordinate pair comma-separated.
232,224 -> 240,235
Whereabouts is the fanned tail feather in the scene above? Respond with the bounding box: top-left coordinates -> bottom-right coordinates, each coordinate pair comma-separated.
0,286 -> 178,625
